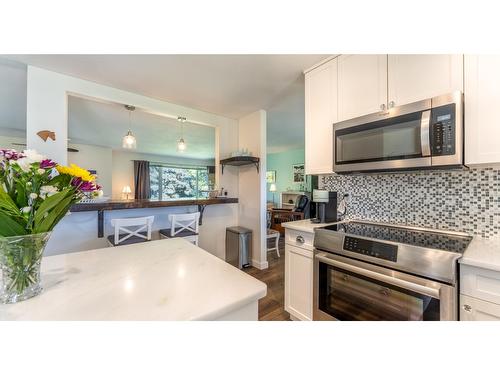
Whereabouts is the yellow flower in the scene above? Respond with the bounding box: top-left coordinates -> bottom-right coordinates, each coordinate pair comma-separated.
56,164 -> 95,182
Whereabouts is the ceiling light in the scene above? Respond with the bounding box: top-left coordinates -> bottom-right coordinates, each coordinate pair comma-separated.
122,105 -> 137,149
177,116 -> 187,152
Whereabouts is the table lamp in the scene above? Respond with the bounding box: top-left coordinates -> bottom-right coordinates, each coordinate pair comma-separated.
122,185 -> 132,200
269,183 -> 277,205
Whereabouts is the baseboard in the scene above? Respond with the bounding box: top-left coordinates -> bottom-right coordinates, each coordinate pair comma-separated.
251,259 -> 269,270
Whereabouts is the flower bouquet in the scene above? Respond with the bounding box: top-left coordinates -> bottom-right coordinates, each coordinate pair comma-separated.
0,149 -> 100,303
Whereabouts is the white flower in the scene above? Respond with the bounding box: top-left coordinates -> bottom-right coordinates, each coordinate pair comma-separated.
40,185 -> 58,198
22,149 -> 46,163
29,193 -> 38,199
21,206 -> 31,213
26,181 -> 32,186
37,169 -> 45,175
13,149 -> 47,172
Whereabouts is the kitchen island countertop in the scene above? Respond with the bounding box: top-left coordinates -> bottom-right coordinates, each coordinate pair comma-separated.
0,239 -> 266,320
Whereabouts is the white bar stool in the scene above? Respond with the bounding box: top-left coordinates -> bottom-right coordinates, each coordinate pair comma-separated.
107,216 -> 155,247
159,212 -> 200,246
267,229 -> 280,257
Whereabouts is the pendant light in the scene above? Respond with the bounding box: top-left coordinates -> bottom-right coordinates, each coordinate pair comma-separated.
177,116 -> 187,152
122,105 -> 137,149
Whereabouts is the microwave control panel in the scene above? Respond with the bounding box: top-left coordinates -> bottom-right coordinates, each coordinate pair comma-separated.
430,103 -> 456,156
343,236 -> 398,262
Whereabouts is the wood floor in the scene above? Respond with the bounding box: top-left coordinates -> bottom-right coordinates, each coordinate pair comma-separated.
244,237 -> 291,321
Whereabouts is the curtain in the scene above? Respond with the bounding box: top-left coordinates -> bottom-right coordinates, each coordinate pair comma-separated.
134,160 -> 151,199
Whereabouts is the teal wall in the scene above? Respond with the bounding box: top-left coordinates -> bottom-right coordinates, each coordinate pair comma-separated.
266,148 -> 309,203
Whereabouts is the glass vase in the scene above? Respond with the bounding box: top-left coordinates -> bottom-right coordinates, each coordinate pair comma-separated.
0,232 -> 52,304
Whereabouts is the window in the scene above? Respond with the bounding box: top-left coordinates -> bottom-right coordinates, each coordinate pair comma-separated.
149,164 -> 210,200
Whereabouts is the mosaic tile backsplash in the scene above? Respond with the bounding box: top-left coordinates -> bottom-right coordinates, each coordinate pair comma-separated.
320,167 -> 500,238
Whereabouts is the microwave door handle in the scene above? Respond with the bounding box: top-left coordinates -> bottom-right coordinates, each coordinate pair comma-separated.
315,253 -> 440,299
420,110 -> 431,157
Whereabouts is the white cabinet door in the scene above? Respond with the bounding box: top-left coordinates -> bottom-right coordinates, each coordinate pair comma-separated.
337,54 -> 387,121
284,243 -> 313,321
465,55 -> 500,165
460,294 -> 500,321
304,58 -> 337,175
388,55 -> 463,107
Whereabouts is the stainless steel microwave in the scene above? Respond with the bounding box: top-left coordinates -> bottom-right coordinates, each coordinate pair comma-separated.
333,92 -> 464,173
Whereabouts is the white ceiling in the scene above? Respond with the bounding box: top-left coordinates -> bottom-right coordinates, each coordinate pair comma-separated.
68,96 -> 215,160
1,54 -> 328,152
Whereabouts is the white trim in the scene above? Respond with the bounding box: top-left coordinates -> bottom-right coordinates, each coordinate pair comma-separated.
303,55 -> 340,74
251,259 -> 269,270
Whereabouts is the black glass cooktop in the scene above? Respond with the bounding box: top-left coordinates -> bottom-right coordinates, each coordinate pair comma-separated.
323,221 -> 472,253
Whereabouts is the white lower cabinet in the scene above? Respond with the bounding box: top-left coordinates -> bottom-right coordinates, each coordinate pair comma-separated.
460,264 -> 500,321
284,239 -> 314,321
460,294 -> 500,321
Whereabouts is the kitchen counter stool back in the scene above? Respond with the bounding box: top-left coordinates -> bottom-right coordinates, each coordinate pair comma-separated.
107,216 -> 155,246
160,212 -> 200,246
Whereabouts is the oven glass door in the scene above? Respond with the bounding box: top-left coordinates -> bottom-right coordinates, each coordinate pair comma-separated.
318,262 -> 440,321
335,111 -> 425,165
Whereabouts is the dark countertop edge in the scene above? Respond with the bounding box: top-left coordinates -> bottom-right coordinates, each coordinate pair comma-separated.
70,197 -> 239,212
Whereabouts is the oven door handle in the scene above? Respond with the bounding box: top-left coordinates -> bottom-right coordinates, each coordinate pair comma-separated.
316,253 -> 440,299
420,110 -> 431,157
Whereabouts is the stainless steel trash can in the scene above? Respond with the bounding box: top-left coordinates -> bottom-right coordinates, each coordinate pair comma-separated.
225,226 -> 252,269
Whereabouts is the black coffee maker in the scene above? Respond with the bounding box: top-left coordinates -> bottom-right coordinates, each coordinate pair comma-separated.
311,190 -> 337,223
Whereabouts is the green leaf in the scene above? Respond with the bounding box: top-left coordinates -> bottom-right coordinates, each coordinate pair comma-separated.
34,194 -> 74,233
0,186 -> 22,217
0,211 -> 27,237
33,188 -> 72,226
47,174 -> 71,188
15,181 -> 28,208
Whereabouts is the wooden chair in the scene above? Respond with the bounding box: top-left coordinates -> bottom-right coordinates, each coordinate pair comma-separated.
270,194 -> 309,234
270,210 -> 305,234
107,216 -> 154,247
159,212 -> 200,246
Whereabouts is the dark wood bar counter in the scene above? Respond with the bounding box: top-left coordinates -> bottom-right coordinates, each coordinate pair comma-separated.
70,197 -> 238,238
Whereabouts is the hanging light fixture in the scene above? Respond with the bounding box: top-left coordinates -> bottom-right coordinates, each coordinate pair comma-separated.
177,116 -> 187,152
122,105 -> 137,149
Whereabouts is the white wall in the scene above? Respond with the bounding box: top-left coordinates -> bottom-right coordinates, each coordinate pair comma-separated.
111,150 -> 214,198
27,66 -> 239,259
238,110 -> 267,269
67,143 -> 113,196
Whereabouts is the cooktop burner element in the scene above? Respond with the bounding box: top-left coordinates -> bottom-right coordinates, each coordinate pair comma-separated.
314,220 -> 473,285
323,221 -> 472,253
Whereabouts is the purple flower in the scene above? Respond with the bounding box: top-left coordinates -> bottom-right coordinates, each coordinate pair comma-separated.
40,159 -> 56,169
71,177 -> 98,192
0,149 -> 24,161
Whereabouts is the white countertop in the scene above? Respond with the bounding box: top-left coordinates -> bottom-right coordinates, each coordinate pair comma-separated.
281,219 -> 337,233
0,239 -> 267,320
460,236 -> 500,272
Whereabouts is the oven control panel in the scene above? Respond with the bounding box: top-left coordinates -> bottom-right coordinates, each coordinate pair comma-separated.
430,103 -> 456,156
343,236 -> 398,262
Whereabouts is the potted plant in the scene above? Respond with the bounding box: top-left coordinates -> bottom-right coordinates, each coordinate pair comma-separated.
0,149 -> 100,303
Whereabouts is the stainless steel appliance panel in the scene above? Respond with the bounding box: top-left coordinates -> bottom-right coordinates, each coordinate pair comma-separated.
313,252 -> 457,321
333,92 -> 463,173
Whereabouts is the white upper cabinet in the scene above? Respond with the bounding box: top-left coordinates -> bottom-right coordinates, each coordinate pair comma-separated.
337,54 -> 387,121
465,55 -> 500,165
304,58 -> 337,175
388,55 -> 463,107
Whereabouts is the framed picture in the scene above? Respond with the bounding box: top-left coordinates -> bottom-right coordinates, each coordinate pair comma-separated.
266,170 -> 276,183
293,164 -> 304,183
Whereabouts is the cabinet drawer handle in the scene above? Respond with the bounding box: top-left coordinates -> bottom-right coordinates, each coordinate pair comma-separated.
463,304 -> 472,312
296,235 -> 305,244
